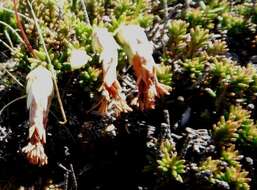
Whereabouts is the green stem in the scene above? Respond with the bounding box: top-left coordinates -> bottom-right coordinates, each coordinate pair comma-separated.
80,0 -> 91,25
0,20 -> 24,43
0,6 -> 33,23
0,38 -> 14,52
0,95 -> 27,118
3,67 -> 24,87
4,29 -> 14,48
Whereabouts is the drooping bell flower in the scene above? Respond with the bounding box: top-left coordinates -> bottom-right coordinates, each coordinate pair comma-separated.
22,65 -> 54,166
92,27 -> 131,115
116,24 -> 171,110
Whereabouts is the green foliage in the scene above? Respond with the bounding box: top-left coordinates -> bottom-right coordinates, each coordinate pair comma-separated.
167,20 -> 189,56
207,40 -> 228,56
167,21 -> 211,59
112,0 -> 153,28
210,59 -> 257,97
157,140 -> 185,183
213,116 -> 240,144
0,7 -> 16,29
221,13 -> 248,35
156,64 -> 172,86
183,0 -> 255,40
213,106 -> 257,147
181,56 -> 206,79
185,0 -> 229,29
188,26 -> 209,57
86,0 -> 153,31
173,53 -> 257,108
199,156 -> 250,190
0,6 -> 19,51
73,20 -> 93,50
221,145 -> 241,167
216,166 -> 250,190
86,0 -> 106,21
199,157 -> 222,177
17,0 -> 77,69
167,20 -> 213,62
80,66 -> 101,88
210,57 -> 234,79
230,65 -> 256,91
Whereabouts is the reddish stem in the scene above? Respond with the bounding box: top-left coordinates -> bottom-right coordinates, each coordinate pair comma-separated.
13,0 -> 35,57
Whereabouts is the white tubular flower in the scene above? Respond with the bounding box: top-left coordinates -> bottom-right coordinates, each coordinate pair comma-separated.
92,27 -> 131,115
116,24 -> 171,110
69,49 -> 91,70
116,24 -> 153,60
22,65 -> 54,166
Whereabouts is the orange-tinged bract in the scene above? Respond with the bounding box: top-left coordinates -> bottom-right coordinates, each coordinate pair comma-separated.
92,27 -> 131,115
22,65 -> 54,166
116,24 -> 171,110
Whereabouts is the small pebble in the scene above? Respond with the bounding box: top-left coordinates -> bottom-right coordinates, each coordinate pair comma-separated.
245,157 -> 254,166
